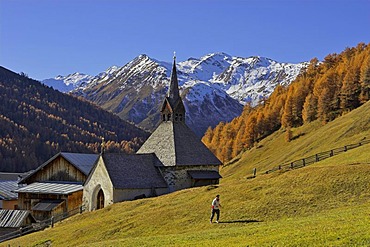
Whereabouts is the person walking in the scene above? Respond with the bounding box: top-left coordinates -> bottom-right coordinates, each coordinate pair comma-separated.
210,194 -> 221,223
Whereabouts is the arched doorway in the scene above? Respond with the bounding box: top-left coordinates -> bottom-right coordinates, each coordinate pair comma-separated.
96,189 -> 104,210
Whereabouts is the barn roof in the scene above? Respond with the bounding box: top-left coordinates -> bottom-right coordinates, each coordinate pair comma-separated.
60,152 -> 99,176
14,182 -> 83,195
0,180 -> 18,200
102,153 -> 168,189
0,210 -> 36,228
32,200 -> 64,212
0,172 -> 29,181
137,121 -> 222,167
19,152 -> 99,183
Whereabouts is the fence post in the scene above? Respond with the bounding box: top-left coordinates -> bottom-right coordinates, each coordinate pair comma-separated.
290,163 -> 294,169
278,165 -> 281,170
253,168 -> 257,177
302,159 -> 305,166
51,216 -> 54,228
344,146 -> 347,152
316,154 -> 319,162
330,150 -> 333,157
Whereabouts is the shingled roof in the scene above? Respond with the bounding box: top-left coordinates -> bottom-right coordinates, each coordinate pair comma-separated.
137,121 -> 222,167
102,153 -> 168,189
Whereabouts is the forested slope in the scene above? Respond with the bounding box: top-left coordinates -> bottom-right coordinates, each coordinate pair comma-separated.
203,43 -> 370,162
0,67 -> 149,172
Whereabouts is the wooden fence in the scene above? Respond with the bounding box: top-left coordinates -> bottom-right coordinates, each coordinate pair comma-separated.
0,206 -> 85,243
264,139 -> 370,174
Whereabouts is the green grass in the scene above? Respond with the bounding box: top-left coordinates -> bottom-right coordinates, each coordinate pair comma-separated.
5,102 -> 370,247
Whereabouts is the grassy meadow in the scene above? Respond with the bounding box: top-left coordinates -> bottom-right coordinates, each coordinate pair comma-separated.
5,101 -> 370,247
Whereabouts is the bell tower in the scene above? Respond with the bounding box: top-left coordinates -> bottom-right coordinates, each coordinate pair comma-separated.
160,53 -> 185,123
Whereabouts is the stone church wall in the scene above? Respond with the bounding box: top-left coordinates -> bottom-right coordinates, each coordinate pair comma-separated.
83,156 -> 114,211
160,165 -> 219,192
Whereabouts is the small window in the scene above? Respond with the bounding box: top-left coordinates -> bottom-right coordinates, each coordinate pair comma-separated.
179,114 -> 183,121
175,114 -> 178,121
162,114 -> 166,121
168,114 -> 171,121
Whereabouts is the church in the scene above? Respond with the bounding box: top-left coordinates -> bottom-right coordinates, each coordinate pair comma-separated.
83,55 -> 222,211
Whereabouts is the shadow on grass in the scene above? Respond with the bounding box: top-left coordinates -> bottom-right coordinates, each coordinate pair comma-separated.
218,219 -> 261,224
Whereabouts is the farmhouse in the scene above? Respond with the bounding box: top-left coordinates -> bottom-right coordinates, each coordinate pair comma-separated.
83,55 -> 222,210
15,152 -> 98,220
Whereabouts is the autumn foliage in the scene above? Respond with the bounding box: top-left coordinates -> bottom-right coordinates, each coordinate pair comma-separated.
0,67 -> 149,172
202,43 -> 370,163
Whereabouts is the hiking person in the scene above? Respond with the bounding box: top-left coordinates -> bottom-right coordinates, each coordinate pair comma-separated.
210,194 -> 221,223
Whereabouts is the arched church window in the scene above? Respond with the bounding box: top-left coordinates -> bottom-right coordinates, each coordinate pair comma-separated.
179,114 -> 183,122
162,114 -> 166,121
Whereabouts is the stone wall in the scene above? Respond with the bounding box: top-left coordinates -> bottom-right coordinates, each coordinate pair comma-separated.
160,165 -> 219,192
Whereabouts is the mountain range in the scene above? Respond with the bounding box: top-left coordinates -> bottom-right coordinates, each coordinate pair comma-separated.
42,53 -> 308,136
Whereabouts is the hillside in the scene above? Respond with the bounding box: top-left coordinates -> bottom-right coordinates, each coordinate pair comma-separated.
43,53 -> 306,136
203,43 -> 370,162
0,67 -> 149,172
6,97 -> 370,246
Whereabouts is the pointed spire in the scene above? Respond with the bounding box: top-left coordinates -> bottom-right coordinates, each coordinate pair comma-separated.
160,53 -> 185,123
167,52 -> 180,102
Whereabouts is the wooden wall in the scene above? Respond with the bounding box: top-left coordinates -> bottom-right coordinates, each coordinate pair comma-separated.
0,199 -> 18,210
67,190 -> 83,211
24,156 -> 87,184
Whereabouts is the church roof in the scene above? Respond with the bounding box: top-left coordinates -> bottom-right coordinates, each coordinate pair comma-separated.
137,121 -> 222,167
188,170 -> 222,180
102,153 -> 168,189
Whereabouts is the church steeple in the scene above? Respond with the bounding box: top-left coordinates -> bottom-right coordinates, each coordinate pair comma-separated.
160,53 -> 186,123
167,53 -> 180,103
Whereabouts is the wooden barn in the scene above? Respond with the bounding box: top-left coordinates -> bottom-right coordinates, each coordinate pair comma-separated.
16,152 -> 98,220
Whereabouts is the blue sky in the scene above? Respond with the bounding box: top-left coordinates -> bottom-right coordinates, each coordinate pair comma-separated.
1,0 -> 369,80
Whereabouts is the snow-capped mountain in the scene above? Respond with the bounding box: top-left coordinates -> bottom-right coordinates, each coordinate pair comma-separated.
42,53 -> 307,136
43,66 -> 119,93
